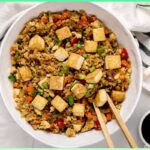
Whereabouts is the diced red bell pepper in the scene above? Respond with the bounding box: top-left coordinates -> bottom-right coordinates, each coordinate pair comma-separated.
121,48 -> 128,60
54,118 -> 65,129
94,120 -> 101,130
71,37 -> 79,46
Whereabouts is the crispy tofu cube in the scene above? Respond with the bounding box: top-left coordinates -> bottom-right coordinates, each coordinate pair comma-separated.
54,47 -> 69,61
81,120 -> 94,132
91,20 -> 101,28
95,89 -> 108,107
18,66 -> 32,81
111,91 -> 125,102
93,27 -> 106,41
13,88 -> 20,98
32,95 -> 48,110
38,77 -> 49,88
66,128 -> 76,137
105,55 -> 121,69
50,76 -> 64,90
40,121 -> 50,129
72,103 -> 85,117
56,26 -> 72,40
51,95 -> 68,112
84,40 -> 98,53
71,83 -> 87,99
67,53 -> 84,70
73,124 -> 83,132
29,35 -> 45,50
34,108 -> 42,116
85,69 -> 103,83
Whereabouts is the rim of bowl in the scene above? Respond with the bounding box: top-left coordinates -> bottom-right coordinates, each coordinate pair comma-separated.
139,110 -> 150,147
0,2 -> 143,147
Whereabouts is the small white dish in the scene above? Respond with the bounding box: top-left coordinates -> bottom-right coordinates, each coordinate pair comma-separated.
0,2 -> 143,147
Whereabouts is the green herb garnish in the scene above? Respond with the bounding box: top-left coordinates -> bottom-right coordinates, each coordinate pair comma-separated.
84,91 -> 91,98
58,71 -> 64,76
54,37 -> 60,45
8,74 -> 16,83
14,53 -> 21,59
51,114 -> 61,119
79,73 -> 86,80
47,96 -> 52,102
71,80 -> 78,88
61,65 -> 69,73
77,41 -> 83,49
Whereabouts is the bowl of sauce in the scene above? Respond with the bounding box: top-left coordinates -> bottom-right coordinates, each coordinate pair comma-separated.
139,111 -> 150,147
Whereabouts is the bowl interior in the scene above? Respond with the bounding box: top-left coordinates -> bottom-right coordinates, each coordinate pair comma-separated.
0,2 -> 142,147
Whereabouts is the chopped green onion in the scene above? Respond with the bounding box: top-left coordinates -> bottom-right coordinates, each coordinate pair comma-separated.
31,90 -> 37,97
14,53 -> 21,59
51,114 -> 61,119
97,48 -> 105,54
82,53 -> 88,59
8,74 -> 16,83
71,80 -> 78,88
88,84 -> 95,89
89,66 -> 96,72
61,65 -> 69,73
54,37 -> 60,45
77,41 -> 83,48
37,88 -> 44,95
84,91 -> 91,98
42,82 -> 49,89
58,71 -> 64,76
79,74 -> 86,80
67,95 -> 74,106
47,96 -> 52,102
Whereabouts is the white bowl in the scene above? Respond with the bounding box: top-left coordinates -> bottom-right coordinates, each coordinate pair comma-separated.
0,2 -> 142,147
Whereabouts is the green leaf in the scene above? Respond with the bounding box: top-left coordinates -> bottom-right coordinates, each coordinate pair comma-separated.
8,74 -> 16,83
67,95 -> 74,106
42,82 -> 49,89
37,88 -> 44,95
89,66 -> 96,72
97,48 -> 105,54
82,53 -> 88,59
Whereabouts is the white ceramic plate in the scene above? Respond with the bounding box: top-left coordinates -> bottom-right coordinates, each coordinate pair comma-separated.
0,2 -> 142,147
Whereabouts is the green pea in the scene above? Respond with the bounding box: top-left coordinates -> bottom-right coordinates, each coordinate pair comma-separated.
79,74 -> 86,80
14,53 -> 21,59
47,96 -> 52,102
89,66 -> 96,72
37,88 -> 44,95
77,41 -> 83,48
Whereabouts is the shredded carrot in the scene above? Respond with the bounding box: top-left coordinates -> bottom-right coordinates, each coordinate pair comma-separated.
25,96 -> 33,103
121,60 -> 130,68
106,113 -> 112,121
44,113 -> 51,120
41,16 -> 48,24
27,85 -> 34,94
13,82 -> 19,88
61,11 -> 70,20
78,49 -> 84,55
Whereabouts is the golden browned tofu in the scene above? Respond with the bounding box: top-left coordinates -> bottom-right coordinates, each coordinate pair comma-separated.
29,35 -> 45,50
84,40 -> 98,53
32,95 -> 48,110
91,20 -> 101,28
93,27 -> 106,41
65,128 -> 76,137
73,124 -> 83,132
50,76 -> 64,90
72,103 -> 85,117
95,89 -> 107,107
54,47 -> 69,61
111,90 -> 125,102
56,26 -> 72,40
18,66 -> 32,81
85,69 -> 103,83
105,55 -> 121,69
67,53 -> 84,70
51,95 -> 68,112
71,83 -> 87,99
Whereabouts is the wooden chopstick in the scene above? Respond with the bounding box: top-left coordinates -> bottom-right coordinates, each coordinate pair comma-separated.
106,94 -> 138,148
93,103 -> 115,148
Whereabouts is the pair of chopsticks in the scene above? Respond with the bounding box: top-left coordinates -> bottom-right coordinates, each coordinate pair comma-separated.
93,94 -> 138,148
